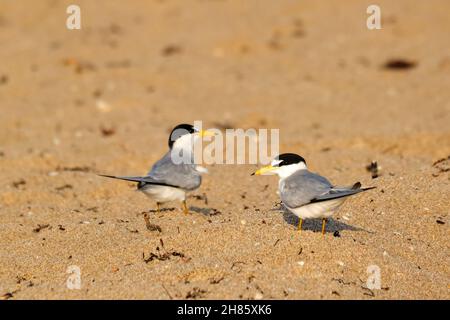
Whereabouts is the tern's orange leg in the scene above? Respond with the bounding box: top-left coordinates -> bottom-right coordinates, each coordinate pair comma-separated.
182,200 -> 189,215
321,218 -> 327,235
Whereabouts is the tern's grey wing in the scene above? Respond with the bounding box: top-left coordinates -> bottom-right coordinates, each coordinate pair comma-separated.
147,151 -> 201,190
311,184 -> 376,202
279,170 -> 333,208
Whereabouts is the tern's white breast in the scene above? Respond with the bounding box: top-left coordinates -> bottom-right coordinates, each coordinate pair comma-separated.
286,198 -> 347,219
140,185 -> 186,203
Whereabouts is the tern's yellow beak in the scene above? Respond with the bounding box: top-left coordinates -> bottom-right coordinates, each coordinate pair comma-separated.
199,130 -> 216,137
252,165 -> 276,176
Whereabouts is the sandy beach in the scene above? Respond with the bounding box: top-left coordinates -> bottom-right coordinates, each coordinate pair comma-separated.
0,0 -> 449,299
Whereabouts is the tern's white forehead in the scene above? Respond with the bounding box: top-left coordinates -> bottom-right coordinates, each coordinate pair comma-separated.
271,159 -> 283,167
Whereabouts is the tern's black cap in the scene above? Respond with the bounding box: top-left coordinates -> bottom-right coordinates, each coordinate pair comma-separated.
274,153 -> 306,166
168,124 -> 197,148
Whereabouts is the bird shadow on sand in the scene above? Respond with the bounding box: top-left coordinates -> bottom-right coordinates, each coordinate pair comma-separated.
271,205 -> 366,234
145,207 -> 176,214
189,206 -> 222,217
142,206 -> 220,217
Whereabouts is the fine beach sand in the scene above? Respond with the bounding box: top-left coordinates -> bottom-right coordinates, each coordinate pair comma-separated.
0,0 -> 449,299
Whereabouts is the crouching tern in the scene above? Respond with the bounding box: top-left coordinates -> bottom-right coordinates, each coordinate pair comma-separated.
252,153 -> 375,234
99,124 -> 214,215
